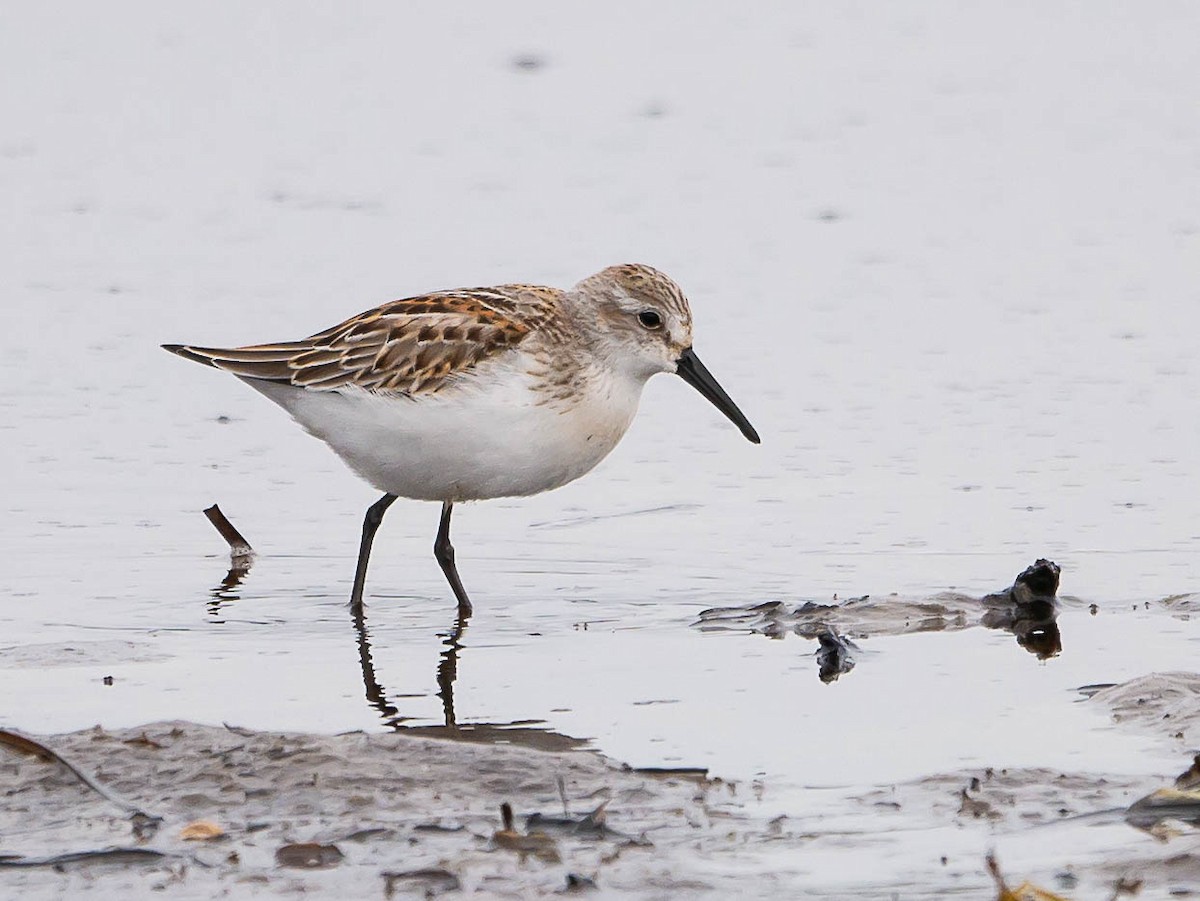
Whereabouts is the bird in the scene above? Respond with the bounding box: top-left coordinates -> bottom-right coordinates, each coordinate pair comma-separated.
164,263 -> 760,615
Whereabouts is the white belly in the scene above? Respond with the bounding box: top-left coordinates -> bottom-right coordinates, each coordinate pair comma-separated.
242,364 -> 643,501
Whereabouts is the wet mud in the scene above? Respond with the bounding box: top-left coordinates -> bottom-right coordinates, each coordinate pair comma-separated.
2,692 -> 1199,900
1,721 -> 787,899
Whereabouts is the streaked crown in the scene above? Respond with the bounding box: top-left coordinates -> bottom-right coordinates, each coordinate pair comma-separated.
569,263 -> 695,378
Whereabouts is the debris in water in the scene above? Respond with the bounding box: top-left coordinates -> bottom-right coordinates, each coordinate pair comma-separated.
816,628 -> 858,683
982,559 -> 1061,607
696,559 -> 1065,664
203,503 -> 254,598
980,559 -> 1062,659
203,503 -> 254,557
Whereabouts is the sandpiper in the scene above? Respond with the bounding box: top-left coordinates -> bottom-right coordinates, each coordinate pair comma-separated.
165,263 -> 759,614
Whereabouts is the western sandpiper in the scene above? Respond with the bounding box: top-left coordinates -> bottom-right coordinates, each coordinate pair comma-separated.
164,263 -> 759,614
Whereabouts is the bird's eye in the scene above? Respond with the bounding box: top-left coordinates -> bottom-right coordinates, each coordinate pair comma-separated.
637,310 -> 663,330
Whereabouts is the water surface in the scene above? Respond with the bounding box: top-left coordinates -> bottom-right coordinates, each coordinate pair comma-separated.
3,1 -> 1199,894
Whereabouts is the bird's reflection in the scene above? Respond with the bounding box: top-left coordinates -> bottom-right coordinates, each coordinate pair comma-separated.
349,602 -> 588,751
199,530 -> 585,750
434,612 -> 465,728
351,602 -> 401,721
349,602 -> 468,728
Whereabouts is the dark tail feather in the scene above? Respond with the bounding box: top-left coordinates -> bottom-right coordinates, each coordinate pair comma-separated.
162,343 -> 220,367
161,343 -> 301,382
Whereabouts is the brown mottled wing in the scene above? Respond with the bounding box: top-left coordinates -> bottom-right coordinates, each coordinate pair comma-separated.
164,286 -> 560,395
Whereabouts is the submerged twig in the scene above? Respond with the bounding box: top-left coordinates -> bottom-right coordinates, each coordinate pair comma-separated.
204,504 -> 254,605
203,504 -> 254,558
0,729 -> 160,823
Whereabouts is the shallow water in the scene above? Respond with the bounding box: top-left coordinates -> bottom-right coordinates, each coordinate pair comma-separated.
3,1 -> 1200,894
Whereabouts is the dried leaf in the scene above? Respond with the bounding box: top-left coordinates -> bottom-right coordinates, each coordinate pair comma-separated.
987,854 -> 1070,901
180,820 -> 225,841
1010,884 -> 1071,901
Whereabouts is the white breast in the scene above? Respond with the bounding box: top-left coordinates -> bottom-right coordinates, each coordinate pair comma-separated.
242,361 -> 644,502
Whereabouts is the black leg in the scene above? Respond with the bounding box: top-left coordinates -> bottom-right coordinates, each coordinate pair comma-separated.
434,500 -> 473,616
350,493 -> 397,612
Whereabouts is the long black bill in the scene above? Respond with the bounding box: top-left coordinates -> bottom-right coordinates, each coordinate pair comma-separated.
676,347 -> 761,444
